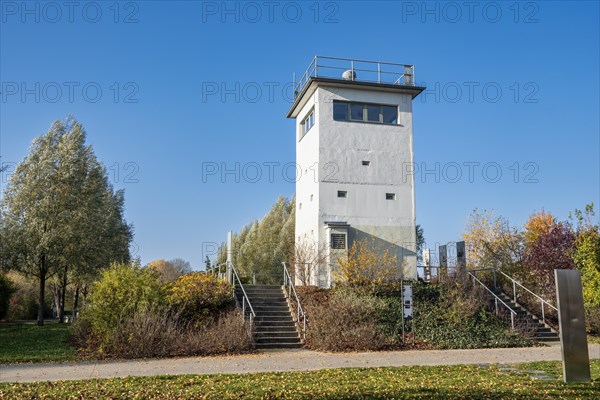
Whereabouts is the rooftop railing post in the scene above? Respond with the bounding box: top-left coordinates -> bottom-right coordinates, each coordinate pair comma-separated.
377,63 -> 381,83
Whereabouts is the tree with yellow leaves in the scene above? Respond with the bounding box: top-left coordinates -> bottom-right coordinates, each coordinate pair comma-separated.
462,209 -> 524,273
335,237 -> 400,292
524,210 -> 556,245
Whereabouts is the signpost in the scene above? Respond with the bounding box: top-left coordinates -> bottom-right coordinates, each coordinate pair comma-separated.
402,284 -> 414,345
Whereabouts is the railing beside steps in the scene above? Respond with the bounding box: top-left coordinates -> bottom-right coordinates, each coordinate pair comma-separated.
230,262 -> 256,338
468,270 -> 519,330
282,262 -> 307,340
494,269 -> 559,330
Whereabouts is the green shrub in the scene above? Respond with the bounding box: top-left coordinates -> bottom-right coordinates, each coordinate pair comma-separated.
413,281 -> 531,349
81,262 -> 166,340
166,272 -> 233,323
0,274 -> 16,320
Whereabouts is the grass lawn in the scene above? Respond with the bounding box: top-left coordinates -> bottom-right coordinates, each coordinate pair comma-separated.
0,321 -> 76,363
1,360 -> 598,399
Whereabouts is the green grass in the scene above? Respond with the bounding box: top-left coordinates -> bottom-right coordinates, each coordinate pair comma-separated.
588,335 -> 600,344
0,322 -> 76,363
1,360 -> 599,399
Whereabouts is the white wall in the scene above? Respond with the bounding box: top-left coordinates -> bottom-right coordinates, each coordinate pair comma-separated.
295,83 -> 418,285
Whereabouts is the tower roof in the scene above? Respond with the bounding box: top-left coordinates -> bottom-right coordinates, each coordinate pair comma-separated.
286,56 -> 426,118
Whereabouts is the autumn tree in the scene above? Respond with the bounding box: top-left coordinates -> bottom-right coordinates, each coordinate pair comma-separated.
0,118 -> 133,325
523,210 -> 556,245
462,209 -> 524,273
335,237 -> 399,292
147,258 -> 192,283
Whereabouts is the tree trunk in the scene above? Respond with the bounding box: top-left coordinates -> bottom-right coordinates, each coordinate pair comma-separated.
52,284 -> 61,319
72,284 -> 80,320
37,273 -> 46,326
58,268 -> 68,323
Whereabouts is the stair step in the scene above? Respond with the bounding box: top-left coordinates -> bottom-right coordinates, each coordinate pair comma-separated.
252,304 -> 290,313
256,342 -> 303,349
255,331 -> 300,338
255,326 -> 298,332
255,337 -> 302,344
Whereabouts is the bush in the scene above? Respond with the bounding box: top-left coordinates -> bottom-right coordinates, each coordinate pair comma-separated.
73,307 -> 252,359
587,306 -> 600,334
413,280 -> 531,349
175,310 -> 253,356
81,263 -> 166,340
166,272 -> 233,323
302,288 -> 391,351
0,273 -> 16,320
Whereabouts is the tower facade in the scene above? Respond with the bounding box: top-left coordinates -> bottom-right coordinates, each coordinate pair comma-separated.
287,57 -> 425,287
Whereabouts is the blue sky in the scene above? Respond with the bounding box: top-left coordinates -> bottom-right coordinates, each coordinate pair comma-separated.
1,1 -> 599,268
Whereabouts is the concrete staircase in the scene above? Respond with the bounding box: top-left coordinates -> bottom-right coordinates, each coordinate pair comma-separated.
235,285 -> 303,349
493,289 -> 560,342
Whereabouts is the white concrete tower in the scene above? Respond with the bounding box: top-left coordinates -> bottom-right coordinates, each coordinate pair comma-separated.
287,56 -> 425,287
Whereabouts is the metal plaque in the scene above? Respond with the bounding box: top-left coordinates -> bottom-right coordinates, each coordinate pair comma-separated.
555,269 -> 591,382
403,285 -> 413,319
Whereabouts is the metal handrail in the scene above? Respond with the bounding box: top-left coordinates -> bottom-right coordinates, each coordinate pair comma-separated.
468,271 -> 518,329
230,262 -> 256,333
495,269 -> 558,327
293,56 -> 416,96
282,262 -> 306,339
207,262 -> 226,279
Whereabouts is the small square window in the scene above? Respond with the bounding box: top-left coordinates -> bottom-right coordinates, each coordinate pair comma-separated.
331,233 -> 346,249
337,190 -> 347,198
362,161 -> 370,166
386,193 -> 396,200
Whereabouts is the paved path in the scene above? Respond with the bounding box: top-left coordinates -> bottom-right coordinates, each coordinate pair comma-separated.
1,343 -> 599,383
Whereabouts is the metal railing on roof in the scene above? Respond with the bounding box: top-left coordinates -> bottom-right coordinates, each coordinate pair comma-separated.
293,56 -> 416,98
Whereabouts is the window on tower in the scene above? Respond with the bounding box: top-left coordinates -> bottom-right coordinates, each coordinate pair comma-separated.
331,233 -> 346,249
300,109 -> 315,139
333,101 -> 398,125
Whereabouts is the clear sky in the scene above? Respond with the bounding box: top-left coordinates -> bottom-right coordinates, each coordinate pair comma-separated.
1,1 -> 599,268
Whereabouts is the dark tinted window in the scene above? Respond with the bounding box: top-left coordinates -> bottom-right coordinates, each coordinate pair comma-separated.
367,105 -> 380,122
350,104 -> 364,120
333,102 -> 348,121
382,106 -> 397,124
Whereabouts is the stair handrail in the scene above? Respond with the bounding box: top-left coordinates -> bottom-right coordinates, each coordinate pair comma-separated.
282,262 -> 306,339
468,271 -> 518,329
495,269 -> 558,327
230,261 -> 256,327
